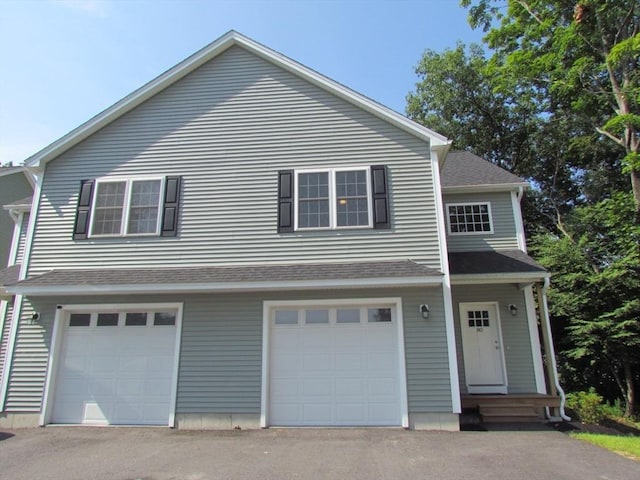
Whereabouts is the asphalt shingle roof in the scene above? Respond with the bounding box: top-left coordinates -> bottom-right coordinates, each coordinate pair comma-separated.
16,260 -> 442,288
448,250 -> 546,275
441,151 -> 527,188
0,264 -> 21,287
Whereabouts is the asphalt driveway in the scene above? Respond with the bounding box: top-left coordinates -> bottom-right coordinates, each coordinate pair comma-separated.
0,425 -> 638,480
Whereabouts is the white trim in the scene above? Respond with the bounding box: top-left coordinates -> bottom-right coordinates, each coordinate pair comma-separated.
511,188 -> 527,252
9,275 -> 444,296
442,183 -> 528,194
445,202 -> 494,236
39,306 -> 64,425
395,298 -> 410,428
18,173 -> 43,282
450,272 -> 550,285
39,302 -> 183,426
168,302 -> 184,428
261,297 -> 408,427
25,31 -> 449,170
431,153 -> 461,413
294,167 -> 373,231
524,285 -> 546,394
459,301 -> 508,395
0,295 -> 22,411
89,176 -> 165,238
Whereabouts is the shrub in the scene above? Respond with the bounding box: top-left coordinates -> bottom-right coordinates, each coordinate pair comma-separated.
565,389 -> 605,424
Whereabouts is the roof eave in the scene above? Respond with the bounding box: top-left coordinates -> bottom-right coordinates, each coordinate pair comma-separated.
450,271 -> 550,285
442,182 -> 529,194
25,31 -> 448,168
9,275 -> 444,296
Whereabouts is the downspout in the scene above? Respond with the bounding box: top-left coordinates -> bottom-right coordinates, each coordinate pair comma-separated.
540,277 -> 571,421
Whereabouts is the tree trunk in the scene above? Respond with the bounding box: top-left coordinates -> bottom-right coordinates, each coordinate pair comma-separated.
632,168 -> 640,223
624,361 -> 636,417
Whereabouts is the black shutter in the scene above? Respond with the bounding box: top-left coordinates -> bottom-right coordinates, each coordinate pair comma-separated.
73,179 -> 95,240
370,165 -> 390,229
161,176 -> 181,237
278,170 -> 294,233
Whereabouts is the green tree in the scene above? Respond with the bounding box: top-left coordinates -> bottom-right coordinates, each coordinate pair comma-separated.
462,0 -> 640,213
531,192 -> 640,416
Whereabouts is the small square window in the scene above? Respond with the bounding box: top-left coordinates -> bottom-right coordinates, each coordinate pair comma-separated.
154,312 -> 176,326
367,308 -> 392,323
274,310 -> 298,325
125,312 -> 147,326
69,313 -> 91,327
446,203 -> 493,235
305,309 -> 329,324
97,313 -> 119,326
336,309 -> 360,324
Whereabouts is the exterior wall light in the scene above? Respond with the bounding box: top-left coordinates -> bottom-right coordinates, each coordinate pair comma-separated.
508,304 -> 518,316
419,304 -> 430,320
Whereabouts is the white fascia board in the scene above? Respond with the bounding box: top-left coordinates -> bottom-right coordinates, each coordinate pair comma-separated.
442,183 -> 529,194
451,272 -> 550,285
25,31 -> 449,169
9,275 -> 444,296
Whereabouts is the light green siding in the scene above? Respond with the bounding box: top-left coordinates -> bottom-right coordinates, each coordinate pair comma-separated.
6,287 -> 453,415
28,45 -> 441,276
444,192 -> 519,252
0,172 -> 31,268
451,284 -> 537,394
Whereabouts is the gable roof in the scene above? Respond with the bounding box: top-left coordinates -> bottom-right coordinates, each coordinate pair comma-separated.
440,151 -> 527,191
8,260 -> 442,295
25,31 -> 450,170
3,195 -> 33,212
0,166 -> 36,188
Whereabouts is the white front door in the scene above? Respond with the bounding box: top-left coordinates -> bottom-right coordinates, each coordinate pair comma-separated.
459,303 -> 507,394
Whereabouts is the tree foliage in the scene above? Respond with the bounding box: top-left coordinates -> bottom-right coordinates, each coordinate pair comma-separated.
462,0 -> 640,212
530,193 -> 640,415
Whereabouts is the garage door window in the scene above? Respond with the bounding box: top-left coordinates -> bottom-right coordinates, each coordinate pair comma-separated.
97,313 -> 119,326
125,312 -> 147,326
154,312 -> 176,326
275,310 -> 298,325
368,308 -> 392,323
69,313 -> 91,327
305,309 -> 329,324
336,308 -> 360,323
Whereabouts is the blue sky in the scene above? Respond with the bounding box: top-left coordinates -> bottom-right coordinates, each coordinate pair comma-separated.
0,0 -> 485,165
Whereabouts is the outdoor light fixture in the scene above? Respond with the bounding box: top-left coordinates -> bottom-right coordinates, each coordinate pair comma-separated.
508,304 -> 518,316
419,304 -> 430,320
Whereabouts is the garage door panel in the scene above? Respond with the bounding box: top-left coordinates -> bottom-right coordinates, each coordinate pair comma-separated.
302,378 -> 332,396
52,310 -> 178,426
269,303 -> 403,426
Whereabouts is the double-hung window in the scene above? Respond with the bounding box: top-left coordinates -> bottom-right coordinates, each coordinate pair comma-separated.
446,202 -> 493,234
91,178 -> 163,237
295,168 -> 372,230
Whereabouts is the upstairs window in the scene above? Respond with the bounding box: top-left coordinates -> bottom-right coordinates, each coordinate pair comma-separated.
91,178 -> 163,237
295,168 -> 372,230
73,176 -> 181,240
446,202 -> 493,235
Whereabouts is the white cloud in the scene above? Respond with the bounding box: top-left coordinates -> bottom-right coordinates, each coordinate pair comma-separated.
53,0 -> 111,17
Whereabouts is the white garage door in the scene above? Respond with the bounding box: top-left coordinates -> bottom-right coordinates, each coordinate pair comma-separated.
269,304 -> 404,426
51,309 -> 178,425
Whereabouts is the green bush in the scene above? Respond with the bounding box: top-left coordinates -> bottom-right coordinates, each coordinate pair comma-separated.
600,399 -> 625,419
565,389 -> 605,424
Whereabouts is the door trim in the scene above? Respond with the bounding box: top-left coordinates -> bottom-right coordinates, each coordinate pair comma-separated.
459,302 -> 508,394
260,297 -> 408,428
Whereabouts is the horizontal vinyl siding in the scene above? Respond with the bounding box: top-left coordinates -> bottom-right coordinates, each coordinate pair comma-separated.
0,300 -> 14,390
451,284 -> 537,394
0,174 -> 32,269
6,288 -> 454,415
444,192 -> 519,252
28,45 -> 440,275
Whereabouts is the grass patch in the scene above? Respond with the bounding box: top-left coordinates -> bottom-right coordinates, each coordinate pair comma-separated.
570,432 -> 640,461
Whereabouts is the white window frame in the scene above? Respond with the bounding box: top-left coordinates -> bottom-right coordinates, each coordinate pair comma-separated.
39,302 -> 183,427
89,176 -> 165,238
294,167 -> 373,231
445,201 -> 494,235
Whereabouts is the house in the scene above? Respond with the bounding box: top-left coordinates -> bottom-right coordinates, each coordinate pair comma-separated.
0,166 -> 34,424
0,31 -> 566,430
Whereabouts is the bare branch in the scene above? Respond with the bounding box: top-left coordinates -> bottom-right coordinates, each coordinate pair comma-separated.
596,127 -> 626,147
515,0 -> 545,25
